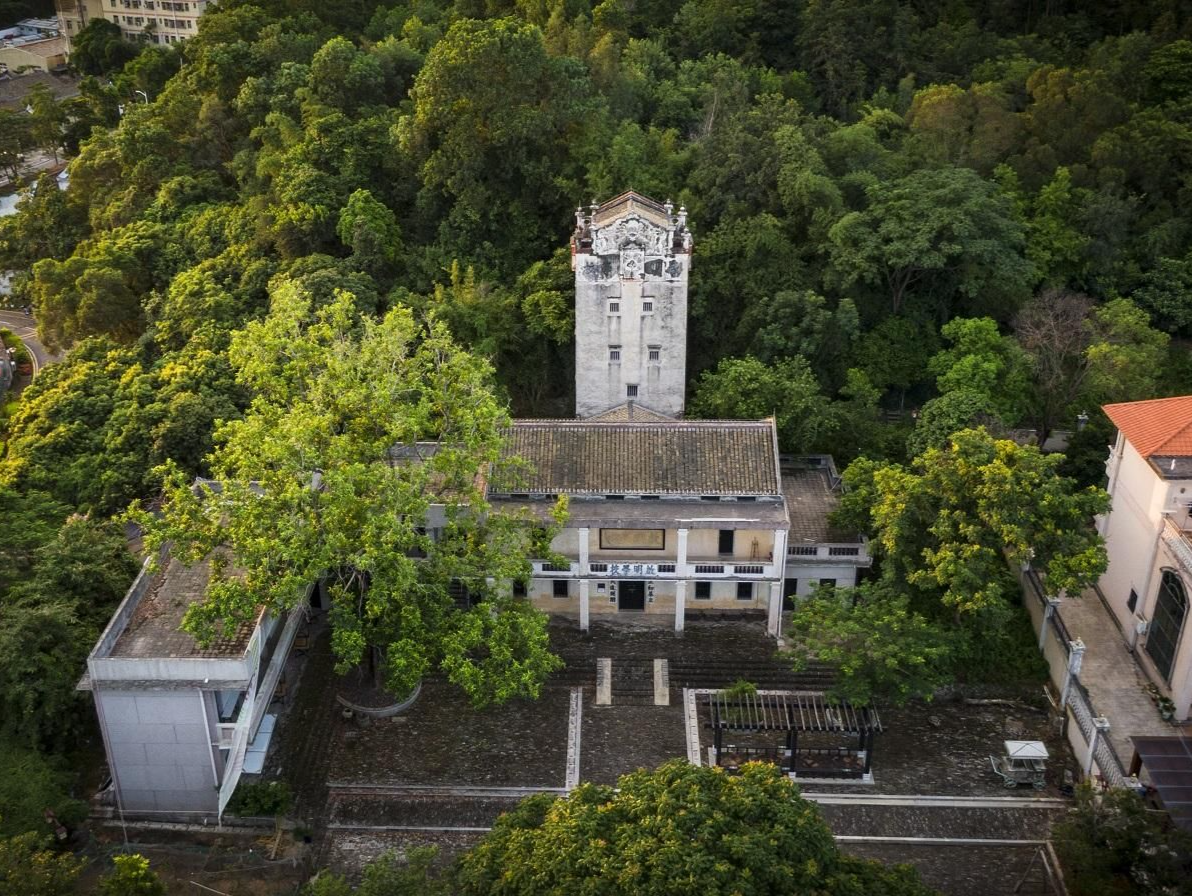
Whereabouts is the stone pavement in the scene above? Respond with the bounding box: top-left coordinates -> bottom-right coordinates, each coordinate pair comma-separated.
1058,588 -> 1173,766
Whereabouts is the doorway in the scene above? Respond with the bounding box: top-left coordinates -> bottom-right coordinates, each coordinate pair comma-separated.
619,580 -> 646,611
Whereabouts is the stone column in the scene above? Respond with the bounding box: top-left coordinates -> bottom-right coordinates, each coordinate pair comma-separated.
767,528 -> 788,637
767,582 -> 783,637
675,528 -> 689,635
579,579 -> 590,633
675,581 -> 686,635
1041,599 -> 1060,650
1085,716 -> 1111,776
1060,639 -> 1085,708
578,527 -> 590,633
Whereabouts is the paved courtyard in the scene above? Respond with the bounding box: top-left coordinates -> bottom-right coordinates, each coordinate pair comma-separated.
264,616 -> 1078,895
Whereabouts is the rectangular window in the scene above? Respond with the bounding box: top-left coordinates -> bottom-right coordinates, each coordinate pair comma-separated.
512,580 -> 527,597
642,300 -> 654,312
819,578 -> 836,590
609,301 -> 620,314
1128,589 -> 1139,613
627,384 -> 639,398
553,579 -> 569,598
609,345 -> 621,362
718,529 -> 734,555
736,582 -> 753,601
695,581 -> 711,600
648,346 -> 660,362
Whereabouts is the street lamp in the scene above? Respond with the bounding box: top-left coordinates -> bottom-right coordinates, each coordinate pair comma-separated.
134,90 -> 149,103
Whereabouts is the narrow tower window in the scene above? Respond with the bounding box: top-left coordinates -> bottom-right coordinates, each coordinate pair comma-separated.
609,345 -> 621,362
627,384 -> 639,398
648,346 -> 661,362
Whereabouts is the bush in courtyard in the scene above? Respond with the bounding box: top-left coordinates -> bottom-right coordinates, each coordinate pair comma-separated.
225,780 -> 292,817
99,854 -> 166,896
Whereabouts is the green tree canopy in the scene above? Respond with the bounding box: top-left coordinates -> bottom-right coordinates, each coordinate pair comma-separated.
843,428 -> 1108,614
827,166 -> 1034,317
139,285 -> 563,705
689,355 -> 835,453
456,761 -> 936,896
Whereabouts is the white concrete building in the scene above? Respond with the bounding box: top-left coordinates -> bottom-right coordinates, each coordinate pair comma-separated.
572,192 -> 691,419
1100,396 -> 1192,720
81,550 -> 305,818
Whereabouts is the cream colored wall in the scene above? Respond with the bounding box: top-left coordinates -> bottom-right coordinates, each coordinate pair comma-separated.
1101,438 -> 1169,633
550,528 -> 581,555
575,526 -> 777,562
587,526 -> 675,560
685,528 -> 775,561
1143,540 -> 1192,719
0,44 -> 63,72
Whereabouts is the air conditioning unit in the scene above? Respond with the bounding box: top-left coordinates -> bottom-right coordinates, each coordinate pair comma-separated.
1136,619 -> 1149,637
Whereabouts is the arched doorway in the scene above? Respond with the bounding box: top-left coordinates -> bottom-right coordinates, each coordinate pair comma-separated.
1147,569 -> 1188,683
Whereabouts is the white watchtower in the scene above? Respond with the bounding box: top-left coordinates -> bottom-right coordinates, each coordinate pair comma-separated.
571,192 -> 692,419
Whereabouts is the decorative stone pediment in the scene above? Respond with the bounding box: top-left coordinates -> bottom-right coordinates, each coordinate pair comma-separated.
592,214 -> 669,257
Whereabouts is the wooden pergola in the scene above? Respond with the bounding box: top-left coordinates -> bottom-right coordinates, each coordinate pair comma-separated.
704,691 -> 882,780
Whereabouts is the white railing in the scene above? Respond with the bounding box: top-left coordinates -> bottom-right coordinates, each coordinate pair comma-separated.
1163,519 -> 1192,574
785,543 -> 870,564
535,560 -> 777,579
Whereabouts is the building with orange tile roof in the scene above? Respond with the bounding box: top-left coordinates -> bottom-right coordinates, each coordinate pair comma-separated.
1100,396 -> 1192,719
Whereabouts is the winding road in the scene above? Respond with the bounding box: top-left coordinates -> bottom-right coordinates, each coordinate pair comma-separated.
0,309 -> 58,377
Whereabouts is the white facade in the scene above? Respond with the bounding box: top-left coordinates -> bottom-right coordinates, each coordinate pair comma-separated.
572,192 -> 691,419
1099,414 -> 1192,720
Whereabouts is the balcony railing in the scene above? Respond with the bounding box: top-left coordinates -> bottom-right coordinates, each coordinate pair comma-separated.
535,560 -> 775,578
786,543 -> 870,564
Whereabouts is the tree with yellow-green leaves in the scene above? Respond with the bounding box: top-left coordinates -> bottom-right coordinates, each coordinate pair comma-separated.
137,283 -> 565,706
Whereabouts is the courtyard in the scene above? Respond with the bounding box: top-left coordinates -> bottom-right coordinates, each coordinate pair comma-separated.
261,614 -> 1076,895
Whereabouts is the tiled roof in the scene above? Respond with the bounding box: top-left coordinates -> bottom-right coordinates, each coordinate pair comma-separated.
584,402 -> 675,423
496,420 -> 781,496
1104,396 -> 1192,458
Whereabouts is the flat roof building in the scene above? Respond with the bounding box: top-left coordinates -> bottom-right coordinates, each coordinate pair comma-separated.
82,549 -> 306,819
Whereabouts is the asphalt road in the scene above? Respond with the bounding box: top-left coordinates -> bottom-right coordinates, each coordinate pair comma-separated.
0,309 -> 58,377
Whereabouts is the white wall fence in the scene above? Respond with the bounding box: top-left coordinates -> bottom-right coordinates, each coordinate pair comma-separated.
1020,567 -> 1128,788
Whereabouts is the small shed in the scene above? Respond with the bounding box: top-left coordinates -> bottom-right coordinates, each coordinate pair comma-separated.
704,691 -> 882,781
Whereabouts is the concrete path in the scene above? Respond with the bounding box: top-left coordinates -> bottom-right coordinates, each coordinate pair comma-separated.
1058,589 -> 1173,766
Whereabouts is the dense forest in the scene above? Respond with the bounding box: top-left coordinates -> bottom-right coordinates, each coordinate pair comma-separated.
1,0 -> 1192,885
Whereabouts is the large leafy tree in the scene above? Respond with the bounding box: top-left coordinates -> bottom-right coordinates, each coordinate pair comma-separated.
827,166 -> 1035,317
456,760 -> 935,896
689,355 -> 836,453
397,16 -> 596,273
799,430 -> 1105,698
1015,292 -> 1169,444
139,285 -> 563,705
788,581 -> 951,706
862,429 -> 1109,614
